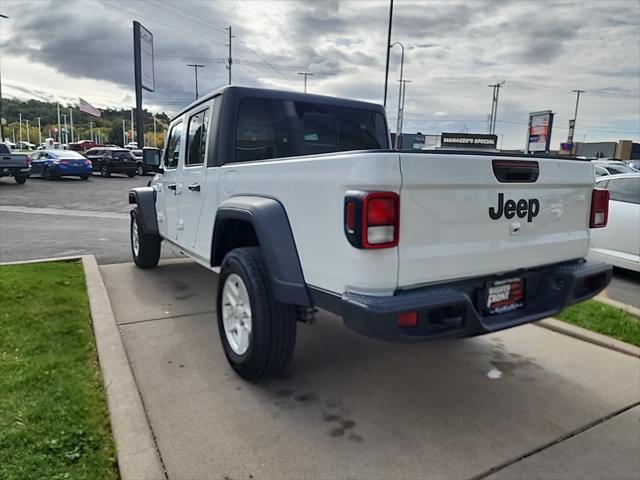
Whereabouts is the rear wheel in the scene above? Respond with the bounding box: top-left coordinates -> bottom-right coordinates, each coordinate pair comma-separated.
130,209 -> 161,268
14,174 -> 27,184
127,171 -> 136,178
80,175 -> 89,181
217,247 -> 297,381
100,164 -> 111,177
137,165 -> 144,176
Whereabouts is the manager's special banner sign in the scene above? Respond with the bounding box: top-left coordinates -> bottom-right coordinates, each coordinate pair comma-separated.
440,133 -> 497,148
527,111 -> 554,153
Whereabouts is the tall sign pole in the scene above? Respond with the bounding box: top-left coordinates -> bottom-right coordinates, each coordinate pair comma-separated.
134,21 -> 154,149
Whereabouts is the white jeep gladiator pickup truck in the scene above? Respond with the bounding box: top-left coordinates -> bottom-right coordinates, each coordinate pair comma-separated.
129,86 -> 612,380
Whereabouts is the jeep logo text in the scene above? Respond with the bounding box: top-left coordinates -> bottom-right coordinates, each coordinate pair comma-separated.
489,193 -> 540,222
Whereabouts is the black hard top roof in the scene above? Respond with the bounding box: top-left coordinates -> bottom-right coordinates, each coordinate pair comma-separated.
172,85 -> 385,121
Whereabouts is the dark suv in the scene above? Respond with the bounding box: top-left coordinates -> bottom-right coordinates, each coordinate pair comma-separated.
85,147 -> 138,177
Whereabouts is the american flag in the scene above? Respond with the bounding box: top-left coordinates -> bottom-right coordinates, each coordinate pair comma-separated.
79,98 -> 101,117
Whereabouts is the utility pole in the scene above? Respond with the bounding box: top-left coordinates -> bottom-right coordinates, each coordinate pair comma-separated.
383,0 -> 394,109
187,64 -> 205,99
37,117 -> 42,145
390,42 -> 405,149
57,103 -> 61,143
122,119 -> 126,147
487,81 -> 505,134
18,113 -> 22,147
26,119 -> 30,144
90,121 -> 93,142
297,72 -> 314,93
153,114 -> 157,147
226,26 -> 234,85
397,79 -> 411,150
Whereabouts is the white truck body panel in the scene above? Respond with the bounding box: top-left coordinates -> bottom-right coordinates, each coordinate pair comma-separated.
160,148 -> 597,297
397,154 -> 594,287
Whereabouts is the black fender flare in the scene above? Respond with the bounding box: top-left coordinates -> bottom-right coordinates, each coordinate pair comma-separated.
128,186 -> 159,236
212,196 -> 311,307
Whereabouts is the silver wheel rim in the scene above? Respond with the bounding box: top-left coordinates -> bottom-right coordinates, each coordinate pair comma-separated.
221,273 -> 252,355
132,219 -> 140,257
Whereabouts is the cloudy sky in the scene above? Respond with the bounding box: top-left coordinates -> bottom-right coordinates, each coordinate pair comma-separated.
1,0 -> 639,149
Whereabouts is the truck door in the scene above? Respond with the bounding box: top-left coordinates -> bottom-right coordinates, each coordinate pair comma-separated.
157,119 -> 184,240
177,103 -> 212,248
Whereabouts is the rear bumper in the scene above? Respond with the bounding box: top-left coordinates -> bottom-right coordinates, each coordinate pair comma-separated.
0,166 -> 29,177
51,165 -> 93,175
312,259 -> 612,342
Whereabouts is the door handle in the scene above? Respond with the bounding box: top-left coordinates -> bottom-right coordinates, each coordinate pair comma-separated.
167,184 -> 177,191
187,183 -> 200,192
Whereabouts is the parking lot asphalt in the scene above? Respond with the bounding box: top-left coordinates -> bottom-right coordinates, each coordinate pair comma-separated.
0,175 -> 181,264
101,259 -> 640,480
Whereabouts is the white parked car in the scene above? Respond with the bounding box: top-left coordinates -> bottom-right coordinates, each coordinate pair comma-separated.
592,160 -> 637,177
589,173 -> 640,272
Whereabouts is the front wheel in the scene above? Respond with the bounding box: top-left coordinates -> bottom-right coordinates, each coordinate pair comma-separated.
100,165 -> 111,177
127,171 -> 136,178
14,174 -> 27,184
137,165 -> 144,176
43,167 -> 54,181
130,209 -> 161,268
80,175 -> 89,181
217,247 -> 297,381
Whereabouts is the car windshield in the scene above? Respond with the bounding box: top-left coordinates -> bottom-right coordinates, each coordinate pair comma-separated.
51,151 -> 86,159
112,150 -> 133,159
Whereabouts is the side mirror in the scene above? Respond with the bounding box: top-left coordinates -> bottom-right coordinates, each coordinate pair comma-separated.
143,148 -> 162,172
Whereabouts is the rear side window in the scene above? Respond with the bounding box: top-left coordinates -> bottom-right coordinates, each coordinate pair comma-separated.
164,122 -> 183,169
185,108 -> 210,166
608,178 -> 640,204
234,97 -> 388,163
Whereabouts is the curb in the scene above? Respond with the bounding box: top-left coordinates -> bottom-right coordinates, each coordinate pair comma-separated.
0,255 -> 87,266
595,293 -> 640,318
537,318 -> 640,359
81,255 -> 166,480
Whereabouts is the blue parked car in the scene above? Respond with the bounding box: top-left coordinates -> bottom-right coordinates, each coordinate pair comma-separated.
29,150 -> 93,180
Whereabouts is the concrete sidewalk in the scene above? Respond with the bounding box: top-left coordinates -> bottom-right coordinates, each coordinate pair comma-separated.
101,259 -> 640,480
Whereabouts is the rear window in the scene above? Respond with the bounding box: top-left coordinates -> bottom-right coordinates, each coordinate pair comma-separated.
234,97 -> 388,163
112,150 -> 133,159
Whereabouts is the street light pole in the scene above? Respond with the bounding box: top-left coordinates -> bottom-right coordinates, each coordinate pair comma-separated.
0,14 -> 8,142
18,113 -> 22,147
26,119 -> 30,144
390,42 -> 405,149
397,79 -> 411,150
37,117 -> 42,145
62,114 -> 67,144
153,114 -> 157,148
383,0 -> 394,109
187,64 -> 205,99
571,89 -> 585,142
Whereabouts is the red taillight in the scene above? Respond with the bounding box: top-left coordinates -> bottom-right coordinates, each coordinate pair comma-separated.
590,189 -> 609,228
344,191 -> 399,249
397,311 -> 418,328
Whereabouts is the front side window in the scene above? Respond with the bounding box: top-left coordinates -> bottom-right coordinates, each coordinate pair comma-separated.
608,178 -> 640,204
186,108 -> 210,166
164,121 -> 183,169
234,97 -> 388,163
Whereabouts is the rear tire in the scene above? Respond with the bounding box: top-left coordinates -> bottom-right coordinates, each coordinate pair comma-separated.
217,247 -> 297,381
100,165 -> 111,177
130,209 -> 161,268
127,171 -> 136,178
80,175 -> 89,181
14,174 -> 27,184
137,165 -> 144,176
43,167 -> 54,181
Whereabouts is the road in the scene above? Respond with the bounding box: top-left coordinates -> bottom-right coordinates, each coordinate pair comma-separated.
0,175 -> 638,307
0,174 -> 180,264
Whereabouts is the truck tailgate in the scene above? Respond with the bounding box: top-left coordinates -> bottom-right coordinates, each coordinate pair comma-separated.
398,153 -> 594,288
